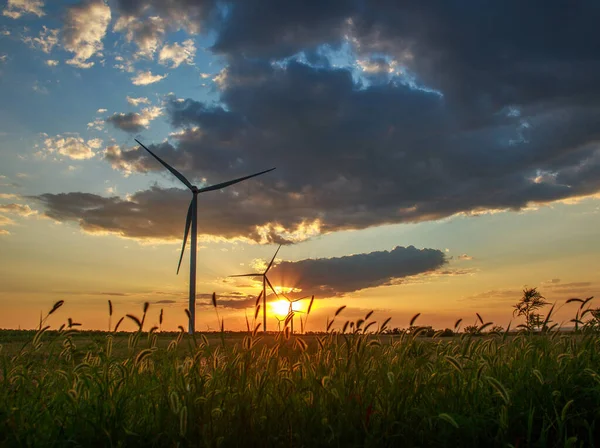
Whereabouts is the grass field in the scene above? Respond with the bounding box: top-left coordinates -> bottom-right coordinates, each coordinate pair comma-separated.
1,302 -> 600,448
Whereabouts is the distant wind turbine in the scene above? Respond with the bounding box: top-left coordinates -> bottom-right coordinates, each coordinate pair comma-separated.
229,245 -> 281,333
283,294 -> 308,334
135,139 -> 275,335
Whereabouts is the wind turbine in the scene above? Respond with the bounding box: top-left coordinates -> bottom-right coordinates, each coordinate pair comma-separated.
275,315 -> 286,332
283,294 -> 308,334
135,139 -> 275,335
229,245 -> 281,333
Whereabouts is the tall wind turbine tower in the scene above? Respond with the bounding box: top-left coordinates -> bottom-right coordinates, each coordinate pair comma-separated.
135,139 -> 275,334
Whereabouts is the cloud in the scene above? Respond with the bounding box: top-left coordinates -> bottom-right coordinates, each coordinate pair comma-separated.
0,215 -> 15,226
255,246 -> 446,298
100,58 -> 600,242
87,118 -> 105,131
113,15 -> 166,59
106,106 -> 163,133
126,96 -> 150,106
30,1 -> 600,244
23,26 -> 59,54
457,254 -> 473,261
62,0 -> 111,69
0,229 -> 10,236
43,134 -> 100,160
3,0 -> 44,19
158,39 -> 196,68
0,203 -> 37,216
97,108 -> 107,113
131,70 -> 167,85
32,186 -> 288,243
113,0 -> 216,35
0,54 -> 7,64
45,59 -> 59,67
113,55 -> 135,73
23,27 -> 59,56
32,80 -> 49,94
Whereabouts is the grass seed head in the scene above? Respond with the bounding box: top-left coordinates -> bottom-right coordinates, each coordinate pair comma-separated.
49,300 -> 65,316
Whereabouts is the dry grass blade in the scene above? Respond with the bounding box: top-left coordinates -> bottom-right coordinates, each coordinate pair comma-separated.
49,300 -> 65,316
454,318 -> 463,330
342,321 -> 350,333
542,303 -> 555,330
566,298 -> 584,304
254,305 -> 261,321
410,313 -> 421,327
212,292 -> 217,308
486,376 -> 510,405
294,337 -> 308,352
184,309 -> 191,321
255,291 -> 263,308
580,296 -> 594,310
363,321 -> 376,333
114,317 -> 125,332
126,314 -> 142,329
143,302 -> 150,314
365,310 -> 374,321
379,317 -> 392,333
335,305 -> 346,317
445,355 -> 463,373
108,300 -> 113,316
159,309 -> 163,326
438,413 -> 459,429
476,313 -> 484,325
135,348 -> 154,366
479,322 -> 493,333
307,295 -> 315,315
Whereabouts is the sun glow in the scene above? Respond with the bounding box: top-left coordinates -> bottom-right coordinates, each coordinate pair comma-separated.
271,300 -> 290,317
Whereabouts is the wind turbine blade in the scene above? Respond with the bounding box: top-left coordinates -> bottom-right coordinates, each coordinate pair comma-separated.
265,244 -> 281,274
196,168 -> 276,193
135,139 -> 194,191
265,276 -> 278,298
229,273 -> 263,277
176,200 -> 194,275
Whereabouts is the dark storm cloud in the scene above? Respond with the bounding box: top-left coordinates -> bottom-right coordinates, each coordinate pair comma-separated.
212,1 -> 600,113
94,57 -> 600,243
33,1 -> 600,244
264,246 -> 447,297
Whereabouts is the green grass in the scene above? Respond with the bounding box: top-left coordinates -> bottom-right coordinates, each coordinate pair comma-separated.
1,308 -> 600,448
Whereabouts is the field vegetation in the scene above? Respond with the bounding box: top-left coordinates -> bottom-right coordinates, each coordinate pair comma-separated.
1,289 -> 600,447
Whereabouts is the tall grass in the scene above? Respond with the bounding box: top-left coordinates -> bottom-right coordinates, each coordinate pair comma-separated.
0,301 -> 599,447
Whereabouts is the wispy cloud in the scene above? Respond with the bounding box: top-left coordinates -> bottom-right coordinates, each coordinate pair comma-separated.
131,71 -> 167,86
126,96 -> 150,107
22,26 -> 59,53
158,39 -> 196,68
3,0 -> 44,19
0,203 -> 37,216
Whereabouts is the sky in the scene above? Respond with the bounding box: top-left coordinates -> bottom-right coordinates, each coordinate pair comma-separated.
0,0 -> 599,333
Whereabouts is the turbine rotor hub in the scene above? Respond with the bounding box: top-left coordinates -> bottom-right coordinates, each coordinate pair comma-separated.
191,186 -> 199,193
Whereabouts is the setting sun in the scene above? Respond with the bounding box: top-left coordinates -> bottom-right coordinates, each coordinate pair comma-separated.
271,300 -> 290,317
